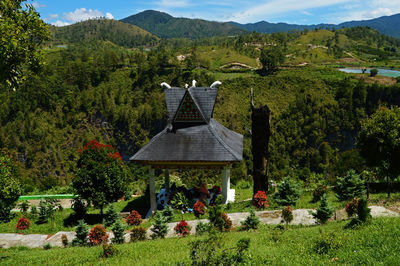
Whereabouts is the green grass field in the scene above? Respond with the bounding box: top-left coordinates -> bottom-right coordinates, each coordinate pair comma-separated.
1,217 -> 399,265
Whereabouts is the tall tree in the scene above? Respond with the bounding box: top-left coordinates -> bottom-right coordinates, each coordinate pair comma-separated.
259,46 -> 284,74
72,140 -> 129,215
0,0 -> 48,90
357,106 -> 400,197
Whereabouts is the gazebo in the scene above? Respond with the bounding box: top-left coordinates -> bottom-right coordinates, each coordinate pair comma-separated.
130,80 -> 243,213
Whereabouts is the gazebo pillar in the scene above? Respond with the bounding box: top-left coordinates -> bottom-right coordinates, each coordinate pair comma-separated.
221,165 -> 231,204
165,169 -> 170,196
149,167 -> 157,213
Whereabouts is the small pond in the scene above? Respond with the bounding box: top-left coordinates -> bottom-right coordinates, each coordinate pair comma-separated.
338,68 -> 400,78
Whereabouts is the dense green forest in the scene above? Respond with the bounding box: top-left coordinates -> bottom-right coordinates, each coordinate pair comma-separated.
1,22 -> 400,194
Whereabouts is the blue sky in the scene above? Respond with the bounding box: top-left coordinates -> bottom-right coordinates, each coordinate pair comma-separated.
28,0 -> 400,26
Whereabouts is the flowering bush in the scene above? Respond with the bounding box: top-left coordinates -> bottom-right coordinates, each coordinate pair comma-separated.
193,200 -> 206,218
253,191 -> 268,209
126,210 -> 142,226
88,225 -> 109,246
73,140 -> 129,215
16,215 -> 30,230
174,220 -> 191,236
345,198 -> 359,218
102,243 -> 116,258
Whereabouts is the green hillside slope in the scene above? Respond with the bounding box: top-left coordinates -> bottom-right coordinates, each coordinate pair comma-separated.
121,10 -> 247,39
49,19 -> 159,47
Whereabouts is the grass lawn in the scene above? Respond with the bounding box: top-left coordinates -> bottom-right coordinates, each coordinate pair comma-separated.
1,217 -> 399,265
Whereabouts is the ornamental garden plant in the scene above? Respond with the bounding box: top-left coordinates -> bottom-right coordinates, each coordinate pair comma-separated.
88,225 -> 109,246
193,200 -> 206,218
126,210 -> 142,226
252,191 -> 268,209
16,215 -> 30,230
72,140 -> 129,216
174,220 -> 191,236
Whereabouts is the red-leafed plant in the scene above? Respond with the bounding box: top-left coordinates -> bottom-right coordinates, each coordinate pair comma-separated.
88,225 -> 109,246
193,200 -> 206,218
126,210 -> 142,226
16,215 -> 30,230
253,191 -> 268,209
345,198 -> 359,218
213,186 -> 221,194
222,213 -> 233,231
174,220 -> 191,236
282,206 -> 293,227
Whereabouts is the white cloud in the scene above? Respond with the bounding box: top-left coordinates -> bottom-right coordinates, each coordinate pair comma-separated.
30,1 -> 46,9
156,0 -> 190,8
52,20 -> 70,27
48,14 -> 59,20
300,11 -> 313,16
63,8 -> 104,23
362,7 -> 395,19
105,12 -> 114,19
227,0 -> 353,22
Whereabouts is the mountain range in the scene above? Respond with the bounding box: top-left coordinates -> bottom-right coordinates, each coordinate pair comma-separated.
120,10 -> 400,39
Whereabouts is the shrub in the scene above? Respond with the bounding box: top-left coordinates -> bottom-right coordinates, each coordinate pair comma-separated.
150,211 -> 168,239
312,194 -> 333,224
193,200 -> 206,218
89,225 -> 109,246
188,233 -> 250,265
208,200 -> 231,232
130,226 -> 147,242
312,184 -> 327,202
370,68 -> 378,77
314,231 -> 342,254
345,198 -> 359,218
274,177 -> 302,206
241,210 -> 260,230
0,152 -> 22,223
195,221 -> 211,236
18,202 -> 30,213
104,204 -> 119,228
16,215 -> 30,230
221,213 -> 232,231
162,205 -> 174,222
30,205 -> 38,216
334,169 -> 365,201
112,219 -> 125,244
174,220 -> 191,236
282,206 -> 294,226
357,198 -> 371,223
124,190 -> 133,201
71,198 -> 87,218
61,234 -> 68,247
171,192 -> 189,218
37,199 -> 58,224
126,210 -> 142,226
73,220 -> 89,246
252,191 -> 268,209
43,243 -> 52,250
102,243 -> 116,258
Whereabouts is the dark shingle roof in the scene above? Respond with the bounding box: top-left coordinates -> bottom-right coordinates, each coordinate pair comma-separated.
165,87 -> 186,121
130,119 -> 242,162
130,83 -> 243,164
188,87 -> 218,122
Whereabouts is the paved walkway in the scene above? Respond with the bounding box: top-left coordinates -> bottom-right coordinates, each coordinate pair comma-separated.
0,206 -> 398,249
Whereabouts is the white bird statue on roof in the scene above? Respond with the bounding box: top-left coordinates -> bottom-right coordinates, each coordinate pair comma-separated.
210,81 -> 222,88
192,80 -> 197,87
185,84 -> 189,89
160,82 -> 171,89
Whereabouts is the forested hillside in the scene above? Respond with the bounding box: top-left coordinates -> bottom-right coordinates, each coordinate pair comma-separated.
1,26 -> 400,193
121,10 -> 247,39
48,19 -> 159,47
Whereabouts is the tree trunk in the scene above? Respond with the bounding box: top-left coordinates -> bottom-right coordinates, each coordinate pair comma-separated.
387,175 -> 391,198
251,104 -> 272,196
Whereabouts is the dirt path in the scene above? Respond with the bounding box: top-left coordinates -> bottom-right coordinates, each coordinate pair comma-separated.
1,206 -> 397,249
